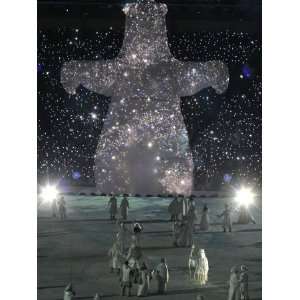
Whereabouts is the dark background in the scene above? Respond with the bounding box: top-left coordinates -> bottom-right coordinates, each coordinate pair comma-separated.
37,0 -> 261,190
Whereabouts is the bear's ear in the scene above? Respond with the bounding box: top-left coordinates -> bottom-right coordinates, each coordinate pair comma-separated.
160,3 -> 168,15
122,3 -> 134,16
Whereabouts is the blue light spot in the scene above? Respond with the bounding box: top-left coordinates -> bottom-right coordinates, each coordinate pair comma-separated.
72,171 -> 81,180
224,173 -> 233,183
242,65 -> 252,79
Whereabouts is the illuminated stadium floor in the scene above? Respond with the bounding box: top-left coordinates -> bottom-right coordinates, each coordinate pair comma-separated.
38,196 -> 262,300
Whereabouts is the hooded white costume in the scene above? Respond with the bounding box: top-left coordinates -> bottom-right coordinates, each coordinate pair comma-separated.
108,241 -> 123,272
195,249 -> 209,285
218,204 -> 233,232
199,205 -> 210,231
64,283 -> 75,300
228,266 -> 240,300
120,197 -> 129,220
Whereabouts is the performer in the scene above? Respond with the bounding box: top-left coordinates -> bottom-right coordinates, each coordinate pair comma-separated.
94,293 -> 101,300
237,205 -> 256,225
217,203 -> 233,232
137,262 -> 151,297
116,221 -> 129,253
63,283 -> 75,300
120,261 -> 133,297
195,249 -> 209,285
168,197 -> 180,221
108,195 -> 118,220
228,266 -> 240,300
188,244 -> 198,279
155,258 -> 169,294
58,196 -> 67,220
239,265 -> 249,300
199,204 -> 210,231
120,195 -> 129,220
132,221 -> 144,247
126,242 -> 143,269
108,241 -> 123,274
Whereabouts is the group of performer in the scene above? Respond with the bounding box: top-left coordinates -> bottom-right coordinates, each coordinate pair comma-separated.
51,196 -> 67,220
63,194 -> 253,300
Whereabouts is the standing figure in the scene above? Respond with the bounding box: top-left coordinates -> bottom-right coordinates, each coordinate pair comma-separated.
168,197 -> 180,221
239,265 -> 249,300
195,249 -> 209,285
58,196 -> 67,220
64,283 -> 75,300
132,221 -> 144,247
137,262 -> 151,297
108,241 -> 123,274
155,258 -> 169,294
218,203 -> 233,232
120,261 -> 133,297
120,196 -> 129,220
188,244 -> 198,279
94,294 -> 101,300
237,205 -> 256,225
108,195 -> 118,220
172,221 -> 181,247
117,221 -> 129,253
228,266 -> 240,300
126,242 -> 143,269
51,198 -> 58,218
199,204 -> 210,231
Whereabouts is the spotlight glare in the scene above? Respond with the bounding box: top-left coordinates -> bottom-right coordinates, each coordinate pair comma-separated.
234,187 -> 255,207
40,185 -> 58,203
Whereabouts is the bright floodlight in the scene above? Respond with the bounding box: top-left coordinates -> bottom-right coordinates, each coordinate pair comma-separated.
235,187 -> 255,207
40,185 -> 58,203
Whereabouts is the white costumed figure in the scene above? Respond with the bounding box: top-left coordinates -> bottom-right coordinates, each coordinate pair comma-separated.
218,203 -> 233,232
94,293 -> 101,300
116,221 -> 128,253
64,283 -> 75,300
228,266 -> 240,300
127,242 -> 143,269
108,241 -> 123,273
156,258 -> 169,294
137,262 -> 151,297
199,204 -> 210,231
120,196 -> 129,220
195,249 -> 209,285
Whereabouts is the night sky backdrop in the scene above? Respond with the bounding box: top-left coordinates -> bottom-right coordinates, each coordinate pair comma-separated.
37,0 -> 261,190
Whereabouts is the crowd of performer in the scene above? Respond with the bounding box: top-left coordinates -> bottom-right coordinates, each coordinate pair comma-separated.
39,193 -> 254,300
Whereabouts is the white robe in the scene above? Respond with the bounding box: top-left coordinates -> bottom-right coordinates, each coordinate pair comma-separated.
137,270 -> 150,296
228,273 -> 240,300
199,209 -> 210,231
195,255 -> 209,285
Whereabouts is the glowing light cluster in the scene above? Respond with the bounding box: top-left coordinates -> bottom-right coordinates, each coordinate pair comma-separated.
40,184 -> 58,203
234,187 -> 255,207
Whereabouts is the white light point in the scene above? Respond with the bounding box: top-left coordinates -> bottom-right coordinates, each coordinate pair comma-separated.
235,187 -> 255,207
40,185 -> 58,203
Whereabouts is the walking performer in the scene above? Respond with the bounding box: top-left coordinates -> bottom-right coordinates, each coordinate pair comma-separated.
137,262 -> 152,297
217,203 -> 233,232
155,258 -> 169,294
199,204 -> 210,231
195,249 -> 209,285
228,266 -> 240,300
108,241 -> 123,274
63,283 -> 76,300
120,261 -> 133,297
58,196 -> 67,220
132,221 -> 144,247
120,195 -> 129,220
239,265 -> 249,300
108,194 -> 118,220
116,221 -> 129,253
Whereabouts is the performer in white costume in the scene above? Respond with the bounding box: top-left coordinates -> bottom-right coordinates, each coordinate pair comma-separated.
199,204 -> 210,231
155,258 -> 169,294
228,266 -> 240,300
195,249 -> 209,285
218,203 -> 233,232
